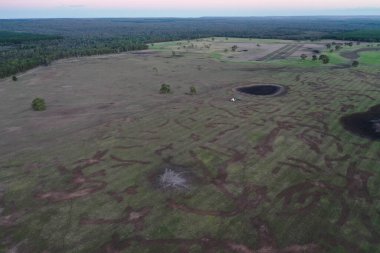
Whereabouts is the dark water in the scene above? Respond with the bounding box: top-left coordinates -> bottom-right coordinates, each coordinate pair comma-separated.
340,104 -> 380,140
237,85 -> 282,96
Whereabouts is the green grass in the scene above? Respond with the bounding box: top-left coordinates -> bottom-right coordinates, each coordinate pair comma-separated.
325,51 -> 349,65
358,51 -> 380,65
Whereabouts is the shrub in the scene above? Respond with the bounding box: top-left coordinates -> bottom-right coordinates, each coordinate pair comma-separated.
352,60 -> 359,67
231,45 -> 238,51
160,83 -> 171,94
31,98 -> 46,111
189,86 -> 197,95
300,54 -> 308,60
12,76 -> 17,81
312,55 -> 318,61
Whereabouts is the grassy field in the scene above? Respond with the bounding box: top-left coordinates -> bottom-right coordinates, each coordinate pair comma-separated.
0,38 -> 380,253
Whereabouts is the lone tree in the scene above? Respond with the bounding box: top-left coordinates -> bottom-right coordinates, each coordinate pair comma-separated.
189,86 -> 197,95
160,83 -> 171,94
326,43 -> 332,49
31,98 -> 46,111
319,54 -> 330,64
300,54 -> 308,60
352,60 -> 359,67
312,55 -> 318,61
12,76 -> 17,81
231,45 -> 238,52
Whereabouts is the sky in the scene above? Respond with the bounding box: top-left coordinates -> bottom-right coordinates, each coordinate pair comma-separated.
1,0 -> 380,18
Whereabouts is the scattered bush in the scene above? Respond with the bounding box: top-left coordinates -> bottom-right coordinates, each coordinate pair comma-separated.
189,86 -> 197,95
160,83 -> 171,94
352,60 -> 359,67
12,75 -> 17,81
300,54 -> 308,60
31,98 -> 46,111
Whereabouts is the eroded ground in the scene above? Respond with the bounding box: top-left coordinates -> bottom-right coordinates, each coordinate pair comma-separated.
1,38 -> 380,253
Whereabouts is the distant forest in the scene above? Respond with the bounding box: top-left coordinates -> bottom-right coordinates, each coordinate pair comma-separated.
1,17 -> 380,78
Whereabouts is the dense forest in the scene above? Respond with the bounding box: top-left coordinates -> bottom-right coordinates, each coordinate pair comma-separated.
1,17 -> 380,78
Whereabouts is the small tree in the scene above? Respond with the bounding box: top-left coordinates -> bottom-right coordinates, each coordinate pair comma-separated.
352,60 -> 359,67
160,83 -> 171,94
231,45 -> 238,52
319,55 -> 330,64
312,55 -> 318,61
300,54 -> 308,60
326,43 -> 332,49
31,98 -> 46,111
189,86 -> 197,95
12,76 -> 17,81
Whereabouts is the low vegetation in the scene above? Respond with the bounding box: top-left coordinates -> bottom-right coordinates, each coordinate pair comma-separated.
31,98 -> 46,111
189,86 -> 197,95
352,60 -> 359,67
159,83 -> 171,94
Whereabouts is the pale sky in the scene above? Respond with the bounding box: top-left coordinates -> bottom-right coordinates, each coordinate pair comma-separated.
1,0 -> 380,18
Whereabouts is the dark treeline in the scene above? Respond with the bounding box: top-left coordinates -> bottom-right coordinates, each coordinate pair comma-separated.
0,36 -> 147,78
1,17 -> 380,78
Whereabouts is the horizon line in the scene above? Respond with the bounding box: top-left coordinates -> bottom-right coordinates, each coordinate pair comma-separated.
2,14 -> 380,20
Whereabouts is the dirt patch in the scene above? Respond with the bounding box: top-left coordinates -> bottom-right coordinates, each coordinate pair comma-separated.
35,150 -> 108,202
340,104 -> 380,140
80,206 -> 151,232
236,84 -> 286,97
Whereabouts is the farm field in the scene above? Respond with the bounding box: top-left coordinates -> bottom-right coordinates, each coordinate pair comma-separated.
0,37 -> 380,253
